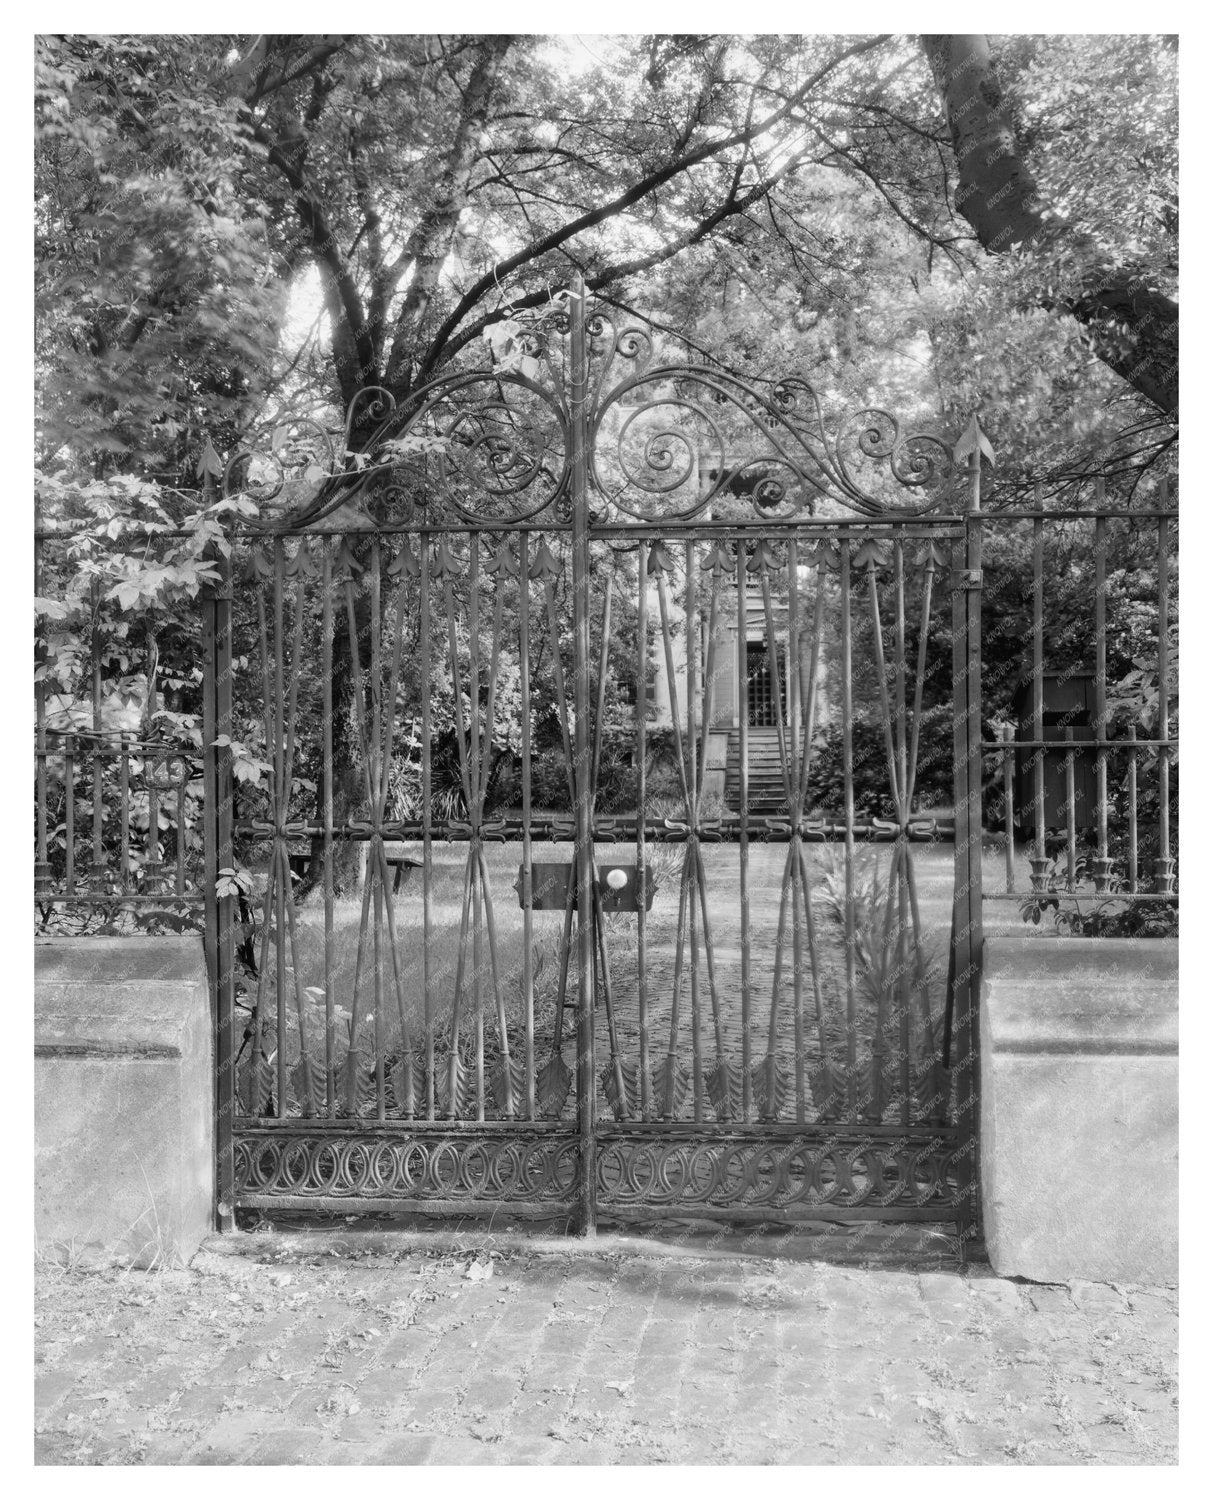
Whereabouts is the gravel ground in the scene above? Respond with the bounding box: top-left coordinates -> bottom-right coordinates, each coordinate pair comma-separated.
34,1225 -> 1178,1466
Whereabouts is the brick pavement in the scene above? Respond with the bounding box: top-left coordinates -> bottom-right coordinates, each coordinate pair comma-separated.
34,1226 -> 1178,1465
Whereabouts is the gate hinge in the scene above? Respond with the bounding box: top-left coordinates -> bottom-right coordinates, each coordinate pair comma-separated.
951,568 -> 983,593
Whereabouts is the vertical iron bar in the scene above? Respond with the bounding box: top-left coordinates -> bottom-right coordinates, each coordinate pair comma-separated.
736,544 -> 751,1121
1093,505 -> 1110,890
214,546 -> 235,1225
144,628 -> 160,893
370,536 -> 385,1119
473,855 -> 486,1122
788,538 -> 802,798
322,542 -> 335,1115
201,556 -> 221,1219
686,539 -> 699,814
895,844 -> 911,1126
637,538 -> 651,1119
273,542 -> 287,1117
894,539 -> 911,1123
478,844 -> 513,1116
1128,723 -> 1139,893
787,539 -> 806,1123
519,532 -> 536,1119
686,537 -> 702,1121
689,840 -> 703,1122
840,539 -> 857,1116
91,583 -> 105,886
64,733 -> 75,896
468,537 -> 482,811
118,735 -> 130,892
790,844 -> 806,1124
893,538 -> 908,814
763,852 -> 794,1119
421,539 -> 435,1120
176,771 -> 187,894
1155,501 -> 1174,893
1001,723 -> 1016,893
591,563 -> 613,801
35,530 -> 51,899
951,444 -> 984,1245
570,277 -> 597,1234
1031,511 -> 1047,890
1064,726 -> 1077,890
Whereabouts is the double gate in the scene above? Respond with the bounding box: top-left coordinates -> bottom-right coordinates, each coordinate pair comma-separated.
206,284 -> 981,1237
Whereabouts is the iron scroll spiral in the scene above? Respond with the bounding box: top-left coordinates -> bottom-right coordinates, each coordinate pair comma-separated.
217,298 -> 955,531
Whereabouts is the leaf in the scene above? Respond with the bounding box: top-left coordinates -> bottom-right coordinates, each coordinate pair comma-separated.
652,1056 -> 691,1119
600,1056 -> 642,1121
244,1055 -> 275,1116
489,1055 -> 526,1116
749,1057 -> 791,1120
485,542 -> 520,579
438,1053 -> 472,1118
852,538 -> 887,571
809,1058 -> 846,1118
705,1057 -> 743,1123
744,538 -> 782,576
389,1052 -> 422,1117
289,1053 -> 326,1117
535,1050 -> 573,1118
339,1051 -> 376,1116
647,539 -> 679,575
528,539 -> 562,581
387,543 -> 420,579
700,541 -> 734,576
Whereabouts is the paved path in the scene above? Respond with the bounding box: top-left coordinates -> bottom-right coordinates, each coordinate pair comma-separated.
35,1226 -> 1177,1465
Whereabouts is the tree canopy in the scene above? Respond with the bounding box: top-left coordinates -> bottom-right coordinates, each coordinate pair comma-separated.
36,33 -> 1177,499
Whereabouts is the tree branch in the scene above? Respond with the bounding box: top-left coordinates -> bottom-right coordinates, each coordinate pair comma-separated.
418,35 -> 892,380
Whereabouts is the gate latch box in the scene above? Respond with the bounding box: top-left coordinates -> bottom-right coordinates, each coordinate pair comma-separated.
516,861 -> 654,913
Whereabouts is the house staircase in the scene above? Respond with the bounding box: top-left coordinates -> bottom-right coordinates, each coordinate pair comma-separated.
722,726 -> 791,813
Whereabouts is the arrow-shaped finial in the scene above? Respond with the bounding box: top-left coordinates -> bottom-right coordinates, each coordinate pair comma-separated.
196,434 -> 223,481
953,414 -> 995,467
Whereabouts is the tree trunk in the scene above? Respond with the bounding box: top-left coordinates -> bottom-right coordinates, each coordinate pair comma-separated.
922,34 -> 1177,418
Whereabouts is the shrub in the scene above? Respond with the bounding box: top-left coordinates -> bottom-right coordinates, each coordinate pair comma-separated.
804,706 -> 953,820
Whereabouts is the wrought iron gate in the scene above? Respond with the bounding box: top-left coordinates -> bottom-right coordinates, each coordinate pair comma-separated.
206,283 -> 979,1237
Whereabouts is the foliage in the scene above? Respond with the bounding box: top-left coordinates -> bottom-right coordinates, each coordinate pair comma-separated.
804,707 -> 954,821
815,847 -> 944,1014
35,898 -> 204,938
36,36 -> 285,474
1020,889 -> 1178,939
35,471 -> 257,896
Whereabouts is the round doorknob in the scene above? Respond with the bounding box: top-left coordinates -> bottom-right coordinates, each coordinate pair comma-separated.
606,868 -> 627,890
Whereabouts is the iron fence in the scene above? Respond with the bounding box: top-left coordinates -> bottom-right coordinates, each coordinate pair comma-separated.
34,528 -> 207,930
973,489 -> 1177,933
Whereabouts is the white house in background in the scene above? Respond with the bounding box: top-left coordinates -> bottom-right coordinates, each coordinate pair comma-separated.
644,562 -> 832,813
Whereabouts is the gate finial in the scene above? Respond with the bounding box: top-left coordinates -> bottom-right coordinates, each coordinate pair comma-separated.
196,432 -> 223,479
953,413 -> 995,466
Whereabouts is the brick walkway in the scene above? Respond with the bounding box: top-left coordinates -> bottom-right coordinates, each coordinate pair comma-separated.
35,1226 -> 1177,1465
